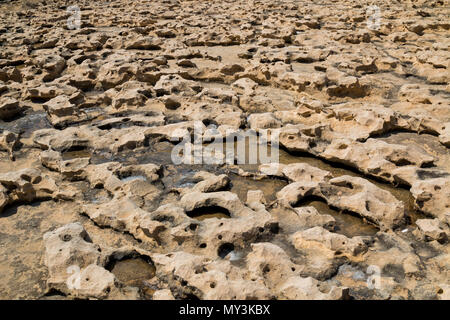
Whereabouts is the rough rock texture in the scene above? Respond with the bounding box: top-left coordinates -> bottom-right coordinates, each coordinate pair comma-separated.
43,222 -> 141,299
0,97 -> 22,120
0,0 -> 449,300
276,173 -> 406,230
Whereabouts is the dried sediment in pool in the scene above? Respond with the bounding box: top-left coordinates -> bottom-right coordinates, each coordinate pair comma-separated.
229,174 -> 288,203
109,257 -> 156,298
298,198 -> 379,238
273,146 -> 427,224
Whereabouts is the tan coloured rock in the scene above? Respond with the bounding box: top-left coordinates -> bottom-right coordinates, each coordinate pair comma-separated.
34,54 -> 66,81
246,242 -> 302,289
248,112 -> 282,130
180,191 -> 254,218
82,197 -> 151,239
27,83 -> 78,100
0,185 -> 8,213
291,226 -> 368,256
0,97 -> 22,121
439,123 -> 450,147
323,176 -> 405,230
411,177 -> 450,223
277,175 -> 405,230
190,172 -> 230,193
125,36 -> 162,50
292,206 -> 336,230
0,130 -> 19,160
415,219 -> 448,243
278,276 -> 349,300
0,168 -> 60,203
259,162 -> 332,183
43,223 -> 103,292
1,0 -> 449,301
152,289 -> 175,300
151,251 -> 272,299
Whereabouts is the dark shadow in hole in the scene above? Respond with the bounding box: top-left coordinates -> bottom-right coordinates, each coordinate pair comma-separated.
30,97 -> 51,104
218,243 -> 235,259
61,145 -> 88,153
182,293 -> 201,300
105,251 -> 154,271
186,206 -> 231,219
42,288 -> 67,299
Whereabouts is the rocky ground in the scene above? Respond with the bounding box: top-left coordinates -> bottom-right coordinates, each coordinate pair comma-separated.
0,0 -> 449,300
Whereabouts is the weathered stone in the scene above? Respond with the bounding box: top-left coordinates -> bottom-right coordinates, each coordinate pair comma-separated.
1,0 -> 449,301
322,176 -> 405,230
438,123 -> 450,147
0,185 -> 8,213
151,251 -> 273,299
125,36 -> 162,50
260,162 -> 332,183
248,112 -> 282,130
279,276 -> 349,300
411,177 -> 450,223
0,168 -> 58,203
35,54 -> 66,81
152,289 -> 175,300
293,206 -> 336,230
27,83 -> 78,100
291,226 -> 368,256
0,97 -> 22,120
43,223 -> 103,292
277,174 -> 405,230
0,130 -> 19,160
180,191 -> 254,218
189,172 -> 230,193
415,219 -> 448,243
154,74 -> 202,96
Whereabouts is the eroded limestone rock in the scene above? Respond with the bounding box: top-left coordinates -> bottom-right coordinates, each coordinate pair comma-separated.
277,175 -> 405,230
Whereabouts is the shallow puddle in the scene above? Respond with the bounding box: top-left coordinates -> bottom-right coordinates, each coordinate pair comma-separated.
109,258 -> 156,298
229,173 -> 287,203
300,199 -> 379,237
0,112 -> 50,138
276,147 -> 424,224
92,137 -> 424,234
228,141 -> 423,224
61,149 -> 92,160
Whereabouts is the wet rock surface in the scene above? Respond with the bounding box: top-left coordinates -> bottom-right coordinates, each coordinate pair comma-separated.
0,0 -> 449,300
